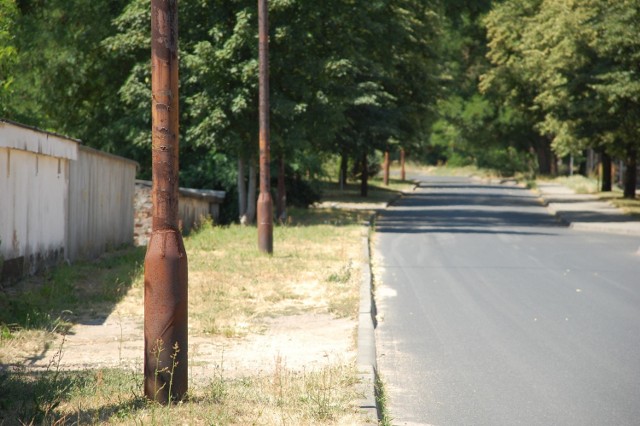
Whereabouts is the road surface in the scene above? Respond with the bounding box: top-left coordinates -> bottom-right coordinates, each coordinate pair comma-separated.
374,176 -> 640,425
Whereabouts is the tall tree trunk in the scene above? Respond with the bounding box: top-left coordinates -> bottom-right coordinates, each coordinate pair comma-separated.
623,147 -> 637,199
550,150 -> 558,176
586,149 -> 595,176
238,157 -> 247,223
276,155 -> 286,222
339,151 -> 348,191
246,159 -> 257,223
601,151 -> 612,192
569,155 -> 574,176
534,136 -> 552,175
578,151 -> 587,176
360,151 -> 369,197
383,151 -> 390,186
400,148 -> 406,181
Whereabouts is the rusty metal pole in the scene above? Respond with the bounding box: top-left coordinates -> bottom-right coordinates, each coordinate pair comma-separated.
257,0 -> 273,253
144,0 -> 188,404
400,148 -> 406,181
383,151 -> 390,186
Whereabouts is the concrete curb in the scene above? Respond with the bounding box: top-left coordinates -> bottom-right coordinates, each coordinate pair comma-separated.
357,232 -> 379,424
535,188 -> 640,237
356,184 -> 415,423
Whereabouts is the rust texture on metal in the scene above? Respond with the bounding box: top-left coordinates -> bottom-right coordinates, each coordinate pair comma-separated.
145,0 -> 188,404
257,0 -> 274,253
383,151 -> 390,186
400,148 -> 406,181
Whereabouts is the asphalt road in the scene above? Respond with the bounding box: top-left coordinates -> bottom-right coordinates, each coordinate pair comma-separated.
374,176 -> 640,426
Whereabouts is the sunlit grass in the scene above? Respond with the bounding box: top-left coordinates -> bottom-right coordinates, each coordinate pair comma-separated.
0,178 -> 381,424
185,217 -> 362,337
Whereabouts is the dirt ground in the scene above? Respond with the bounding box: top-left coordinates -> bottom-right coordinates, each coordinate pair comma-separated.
19,299 -> 356,382
4,184 -> 400,389
4,189 -> 364,381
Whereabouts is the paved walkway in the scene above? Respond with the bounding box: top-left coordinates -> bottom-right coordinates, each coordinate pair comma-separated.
536,182 -> 640,236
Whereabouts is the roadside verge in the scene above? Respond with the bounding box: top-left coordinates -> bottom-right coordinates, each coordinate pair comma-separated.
535,182 -> 640,236
357,186 -> 414,424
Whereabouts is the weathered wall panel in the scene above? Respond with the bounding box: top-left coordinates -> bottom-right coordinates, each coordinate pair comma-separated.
1,121 -> 138,281
178,197 -> 211,234
0,147 -> 67,279
0,119 -> 78,160
67,146 -> 137,260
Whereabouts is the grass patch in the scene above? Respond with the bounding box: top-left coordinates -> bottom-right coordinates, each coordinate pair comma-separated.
539,175 -> 600,194
0,361 -> 362,425
375,373 -> 392,426
1,178 -> 380,424
319,179 -> 413,205
0,247 -> 145,332
0,247 -> 145,364
185,213 -> 363,336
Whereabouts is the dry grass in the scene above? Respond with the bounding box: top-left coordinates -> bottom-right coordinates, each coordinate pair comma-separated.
539,175 -> 600,194
183,217 -> 363,337
0,177 -> 411,424
0,360 -> 362,425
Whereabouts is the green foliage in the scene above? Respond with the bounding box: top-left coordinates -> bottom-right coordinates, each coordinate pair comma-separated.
429,0 -> 538,174
2,0 -> 441,207
0,0 -> 18,115
281,172 -> 322,209
482,0 -> 640,194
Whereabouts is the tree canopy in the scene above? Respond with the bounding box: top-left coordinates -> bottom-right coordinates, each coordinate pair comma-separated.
2,0 -> 638,214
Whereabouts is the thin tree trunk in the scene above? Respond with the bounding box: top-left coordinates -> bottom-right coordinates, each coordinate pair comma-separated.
400,148 -> 406,181
601,151 -> 612,192
360,151 -> 369,197
586,149 -> 595,176
383,151 -> 390,186
276,155 -> 286,222
339,151 -> 348,191
569,155 -> 574,176
550,151 -> 558,176
246,159 -> 257,223
534,136 -> 552,175
238,157 -> 247,223
623,147 -> 637,199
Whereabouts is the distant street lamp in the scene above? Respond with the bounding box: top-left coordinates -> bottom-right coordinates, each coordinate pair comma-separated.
257,0 -> 274,253
144,0 -> 188,404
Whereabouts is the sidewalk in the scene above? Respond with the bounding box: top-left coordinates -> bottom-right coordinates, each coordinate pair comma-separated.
536,182 -> 640,236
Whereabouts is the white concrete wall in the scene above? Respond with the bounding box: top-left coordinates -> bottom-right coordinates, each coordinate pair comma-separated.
67,146 -> 137,260
1,120 -> 137,280
0,120 -> 78,160
0,147 -> 68,276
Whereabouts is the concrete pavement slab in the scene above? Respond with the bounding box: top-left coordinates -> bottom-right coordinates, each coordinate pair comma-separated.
536,182 -> 640,236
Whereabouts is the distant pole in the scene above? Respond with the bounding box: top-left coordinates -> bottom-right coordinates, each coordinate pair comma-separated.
383,151 -> 390,186
257,0 -> 273,253
144,0 -> 188,404
400,148 -> 406,181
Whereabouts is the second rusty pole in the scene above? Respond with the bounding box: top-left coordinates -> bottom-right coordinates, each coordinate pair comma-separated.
144,0 -> 188,404
257,0 -> 273,253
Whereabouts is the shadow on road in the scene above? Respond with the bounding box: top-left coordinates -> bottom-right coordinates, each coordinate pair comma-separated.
377,179 -> 564,234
